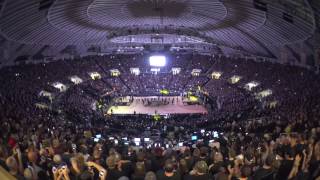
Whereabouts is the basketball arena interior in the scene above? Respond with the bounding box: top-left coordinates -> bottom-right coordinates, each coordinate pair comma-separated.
0,0 -> 320,180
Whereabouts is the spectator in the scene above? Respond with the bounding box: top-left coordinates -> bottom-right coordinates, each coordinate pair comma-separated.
156,159 -> 181,180
185,160 -> 212,180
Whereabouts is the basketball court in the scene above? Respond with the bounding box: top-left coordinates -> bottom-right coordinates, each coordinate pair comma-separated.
107,96 -> 208,115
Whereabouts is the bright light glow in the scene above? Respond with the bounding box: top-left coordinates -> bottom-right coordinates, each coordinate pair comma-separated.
89,72 -> 101,80
172,67 -> 181,75
149,55 -> 166,67
269,101 -> 278,108
130,68 -> 140,75
188,96 -> 198,102
230,75 -> 241,84
39,90 -> 53,101
35,103 -> 50,109
245,81 -> 259,91
52,82 -> 67,92
212,72 -> 222,79
160,89 -> 169,95
96,134 -> 102,138
39,90 -> 52,98
213,131 -> 218,138
256,89 -> 272,99
151,68 -> 160,74
110,69 -> 120,77
192,69 -> 202,76
70,76 -> 83,84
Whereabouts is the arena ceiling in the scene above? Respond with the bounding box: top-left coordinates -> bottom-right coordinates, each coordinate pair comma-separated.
0,0 -> 319,66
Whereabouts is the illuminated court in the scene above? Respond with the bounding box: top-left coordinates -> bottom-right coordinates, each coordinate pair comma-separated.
107,96 -> 208,115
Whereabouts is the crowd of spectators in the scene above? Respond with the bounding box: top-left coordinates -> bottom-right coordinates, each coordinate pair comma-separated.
0,53 -> 320,180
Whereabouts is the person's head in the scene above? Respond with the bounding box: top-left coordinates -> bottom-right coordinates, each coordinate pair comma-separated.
264,154 -> 275,167
106,155 -> 116,169
52,139 -> 60,148
108,148 -> 117,156
214,152 -> 224,163
144,171 -> 157,180
289,134 -> 298,147
6,156 -> 18,172
179,158 -> 189,173
72,153 -> 86,172
114,153 -> 122,164
183,149 -> 191,158
200,147 -> 208,157
27,150 -> 38,164
134,162 -> 146,176
193,148 -> 200,157
24,168 -> 35,180
79,171 -> 93,180
284,146 -> 294,160
240,165 -> 252,178
137,151 -> 145,162
53,154 -> 62,164
79,145 -> 88,155
164,159 -> 174,173
93,149 -> 102,159
194,160 -> 208,174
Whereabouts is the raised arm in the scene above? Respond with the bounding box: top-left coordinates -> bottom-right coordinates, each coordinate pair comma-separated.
86,161 -> 107,180
288,154 -> 301,179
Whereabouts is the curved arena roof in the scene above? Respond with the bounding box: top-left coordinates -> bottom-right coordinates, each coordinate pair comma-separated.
0,0 -> 319,67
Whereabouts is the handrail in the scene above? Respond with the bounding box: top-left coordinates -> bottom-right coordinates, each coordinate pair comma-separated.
0,166 -> 16,180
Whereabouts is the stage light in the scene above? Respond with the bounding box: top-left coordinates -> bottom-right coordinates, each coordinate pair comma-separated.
149,55 -> 166,67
